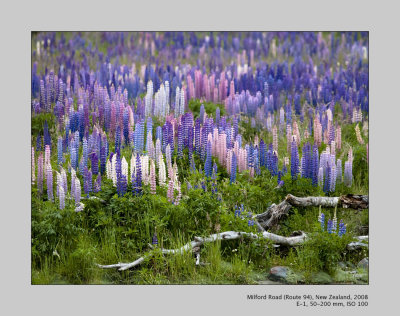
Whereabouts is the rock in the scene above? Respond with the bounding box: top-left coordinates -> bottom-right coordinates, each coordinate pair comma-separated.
267,266 -> 303,284
268,266 -> 289,282
311,271 -> 333,284
357,257 -> 369,270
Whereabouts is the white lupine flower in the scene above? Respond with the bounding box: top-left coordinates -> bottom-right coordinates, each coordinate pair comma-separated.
175,87 -> 180,118
61,167 -> 68,195
130,153 -> 136,183
106,160 -> 112,180
121,156 -> 129,183
111,155 -> 117,187
56,171 -> 62,198
141,155 -> 149,185
158,154 -> 166,186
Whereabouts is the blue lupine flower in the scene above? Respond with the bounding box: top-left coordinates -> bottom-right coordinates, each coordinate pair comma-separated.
234,205 -> 241,218
204,140 -> 212,178
323,166 -> 331,194
327,219 -> 333,234
338,220 -> 346,237
230,153 -> 237,184
248,212 -> 254,226
290,138 -> 300,180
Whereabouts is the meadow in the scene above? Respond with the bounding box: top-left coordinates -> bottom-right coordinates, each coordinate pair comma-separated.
31,31 -> 369,284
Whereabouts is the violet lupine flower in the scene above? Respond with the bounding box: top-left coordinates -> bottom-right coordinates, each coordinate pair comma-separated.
290,138 -> 300,180
248,212 -> 254,227
46,163 -> 53,201
327,219 -> 333,234
83,167 -> 92,196
152,232 -> 158,245
57,136 -> 63,165
100,146 -> 106,175
59,186 -> 65,210
177,124 -> 183,157
234,205 -> 241,218
93,174 -> 102,193
230,152 -> 237,184
115,125 -> 121,154
323,166 -> 331,194
90,152 -> 99,175
311,145 -> 319,187
204,140 -> 212,178
338,220 -> 346,237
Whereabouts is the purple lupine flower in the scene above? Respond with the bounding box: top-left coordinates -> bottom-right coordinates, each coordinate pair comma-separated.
338,220 -> 346,237
177,124 -> 183,157
290,138 -> 300,180
327,219 -> 333,234
311,144 -> 319,187
83,167 -> 92,196
204,140 -> 212,178
152,232 -> 158,245
90,152 -> 99,175
115,125 -> 121,154
323,166 -> 331,194
248,212 -> 254,226
57,136 -> 63,165
234,205 -> 241,217
93,174 -> 102,193
230,152 -> 237,184
133,153 -> 142,195
100,146 -> 106,175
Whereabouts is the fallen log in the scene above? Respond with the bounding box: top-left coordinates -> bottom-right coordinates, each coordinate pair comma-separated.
256,194 -> 368,230
97,231 -> 368,271
97,230 -> 307,271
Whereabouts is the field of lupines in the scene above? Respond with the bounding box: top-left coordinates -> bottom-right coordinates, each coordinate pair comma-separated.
31,32 -> 369,285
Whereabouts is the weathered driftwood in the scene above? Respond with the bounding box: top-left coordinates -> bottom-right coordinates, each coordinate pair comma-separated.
97,230 -> 368,271
97,230 -> 307,271
256,194 -> 369,230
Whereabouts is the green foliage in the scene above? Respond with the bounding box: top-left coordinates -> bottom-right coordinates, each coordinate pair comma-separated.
188,99 -> 226,119
295,228 -> 354,281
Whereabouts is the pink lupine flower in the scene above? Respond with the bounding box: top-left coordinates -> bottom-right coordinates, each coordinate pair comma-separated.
150,160 -> 156,194
336,126 -> 341,151
355,124 -> 364,144
293,121 -> 301,146
175,181 -> 181,205
46,163 -> 53,201
167,179 -> 174,203
286,124 -> 292,153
